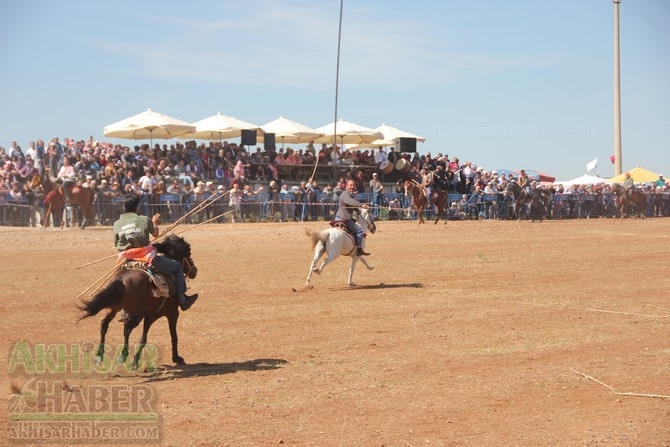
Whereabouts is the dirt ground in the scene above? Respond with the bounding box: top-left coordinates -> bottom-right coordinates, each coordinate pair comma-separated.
2,218 -> 669,447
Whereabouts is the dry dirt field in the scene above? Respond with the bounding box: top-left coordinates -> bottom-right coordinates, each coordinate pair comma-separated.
2,218 -> 669,447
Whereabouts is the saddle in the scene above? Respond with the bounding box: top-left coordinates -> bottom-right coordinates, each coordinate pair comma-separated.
121,261 -> 171,298
329,219 -> 350,232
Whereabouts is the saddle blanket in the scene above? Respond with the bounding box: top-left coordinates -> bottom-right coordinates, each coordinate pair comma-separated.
121,261 -> 171,298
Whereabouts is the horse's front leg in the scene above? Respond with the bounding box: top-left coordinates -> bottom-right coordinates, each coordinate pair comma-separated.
358,256 -> 374,272
132,315 -> 157,370
433,206 -> 442,224
417,205 -> 425,224
42,203 -> 53,228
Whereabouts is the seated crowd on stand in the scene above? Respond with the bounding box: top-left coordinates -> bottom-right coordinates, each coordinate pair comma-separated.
1,136 -> 669,227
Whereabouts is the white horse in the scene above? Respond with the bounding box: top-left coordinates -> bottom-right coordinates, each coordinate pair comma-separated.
305,208 -> 377,287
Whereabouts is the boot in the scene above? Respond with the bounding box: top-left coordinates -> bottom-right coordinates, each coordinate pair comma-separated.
179,293 -> 199,311
356,247 -> 371,257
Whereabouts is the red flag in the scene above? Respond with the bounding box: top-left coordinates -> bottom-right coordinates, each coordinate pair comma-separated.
609,155 -> 615,164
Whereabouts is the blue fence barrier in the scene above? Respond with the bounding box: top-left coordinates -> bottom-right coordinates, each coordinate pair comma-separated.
2,189 -> 669,227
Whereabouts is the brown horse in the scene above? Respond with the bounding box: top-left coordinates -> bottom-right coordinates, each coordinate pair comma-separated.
78,235 -> 198,370
31,172 -> 96,228
610,183 -> 646,218
404,180 -> 448,224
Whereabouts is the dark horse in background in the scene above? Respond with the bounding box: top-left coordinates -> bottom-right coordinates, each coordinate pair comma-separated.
505,182 -> 550,222
78,236 -> 198,370
610,183 -> 646,218
30,171 -> 96,229
404,180 -> 448,224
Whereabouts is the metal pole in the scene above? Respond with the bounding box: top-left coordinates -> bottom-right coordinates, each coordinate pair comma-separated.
333,0 -> 344,149
613,0 -> 622,176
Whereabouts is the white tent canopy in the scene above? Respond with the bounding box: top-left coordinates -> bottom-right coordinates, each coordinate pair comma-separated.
554,174 -> 611,187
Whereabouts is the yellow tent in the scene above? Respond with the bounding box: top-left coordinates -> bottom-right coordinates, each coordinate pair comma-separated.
609,166 -> 662,184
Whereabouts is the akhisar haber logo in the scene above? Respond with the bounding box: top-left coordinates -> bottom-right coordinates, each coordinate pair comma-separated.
8,340 -> 159,374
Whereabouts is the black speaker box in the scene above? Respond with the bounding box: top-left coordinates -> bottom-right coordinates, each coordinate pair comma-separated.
264,133 -> 276,151
397,137 -> 417,153
241,129 -> 257,146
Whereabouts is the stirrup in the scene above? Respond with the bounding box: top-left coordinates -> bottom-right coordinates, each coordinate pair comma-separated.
356,248 -> 370,257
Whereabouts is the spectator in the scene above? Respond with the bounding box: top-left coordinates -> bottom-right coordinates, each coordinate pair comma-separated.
228,181 -> 243,223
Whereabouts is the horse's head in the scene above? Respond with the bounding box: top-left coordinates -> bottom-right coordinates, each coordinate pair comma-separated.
29,172 -> 42,190
357,208 -> 377,235
154,235 -> 198,279
611,183 -> 626,196
505,182 -> 525,200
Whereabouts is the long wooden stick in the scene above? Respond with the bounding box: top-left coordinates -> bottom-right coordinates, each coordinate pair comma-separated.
76,253 -> 118,269
586,308 -> 669,319
614,392 -> 670,399
75,262 -> 122,300
76,190 -> 230,269
158,190 -> 229,238
646,304 -> 670,313
569,367 -> 614,390
173,210 -> 234,236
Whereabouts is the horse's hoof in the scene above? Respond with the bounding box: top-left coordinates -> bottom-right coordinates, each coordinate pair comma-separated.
173,356 -> 185,365
117,355 -> 127,365
348,282 -> 356,287
312,268 -> 321,275
368,266 -> 375,271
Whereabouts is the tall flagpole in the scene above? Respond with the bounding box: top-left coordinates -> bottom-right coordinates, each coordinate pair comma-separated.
333,0 -> 344,150
613,0 -> 622,176
306,0 -> 344,218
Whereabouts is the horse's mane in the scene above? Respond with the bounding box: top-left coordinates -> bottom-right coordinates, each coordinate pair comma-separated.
154,235 -> 191,261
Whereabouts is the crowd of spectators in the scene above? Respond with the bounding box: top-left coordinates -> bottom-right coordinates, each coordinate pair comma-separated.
1,136 -> 669,226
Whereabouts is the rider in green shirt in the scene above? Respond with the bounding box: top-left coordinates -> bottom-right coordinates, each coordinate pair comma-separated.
114,194 -> 198,311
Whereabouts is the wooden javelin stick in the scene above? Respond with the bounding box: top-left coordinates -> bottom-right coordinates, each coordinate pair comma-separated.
76,252 -> 117,269
75,262 -> 122,300
411,178 -> 427,191
76,190 -> 229,269
158,190 -> 229,238
173,210 -> 234,236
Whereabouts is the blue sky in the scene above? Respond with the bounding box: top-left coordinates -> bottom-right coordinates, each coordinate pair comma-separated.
1,0 -> 668,181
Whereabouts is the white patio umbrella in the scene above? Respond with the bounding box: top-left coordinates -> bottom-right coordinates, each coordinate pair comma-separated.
103,108 -> 196,146
350,123 -> 426,149
259,116 -> 323,148
179,112 -> 262,141
313,119 -> 384,146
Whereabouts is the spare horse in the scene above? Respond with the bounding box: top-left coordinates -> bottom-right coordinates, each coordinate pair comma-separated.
78,235 -> 198,369
404,180 -> 448,224
31,172 -> 96,229
305,208 -> 376,287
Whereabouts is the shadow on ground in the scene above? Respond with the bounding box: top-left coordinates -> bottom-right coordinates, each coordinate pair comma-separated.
141,358 -> 289,382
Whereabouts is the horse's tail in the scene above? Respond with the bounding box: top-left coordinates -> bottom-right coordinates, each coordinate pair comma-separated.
77,279 -> 125,321
305,228 -> 327,250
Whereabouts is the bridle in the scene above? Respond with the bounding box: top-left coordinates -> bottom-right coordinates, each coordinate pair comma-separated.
182,256 -> 197,279
359,209 -> 376,234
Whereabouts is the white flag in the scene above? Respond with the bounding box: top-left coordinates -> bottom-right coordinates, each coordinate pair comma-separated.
586,158 -> 598,172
